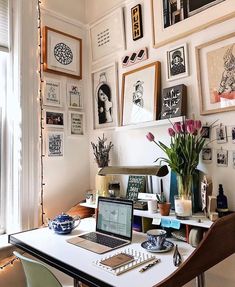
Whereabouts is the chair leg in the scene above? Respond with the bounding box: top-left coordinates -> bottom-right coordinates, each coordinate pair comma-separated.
196,273 -> 205,287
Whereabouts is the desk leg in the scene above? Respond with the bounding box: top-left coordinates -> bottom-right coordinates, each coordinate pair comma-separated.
196,273 -> 205,287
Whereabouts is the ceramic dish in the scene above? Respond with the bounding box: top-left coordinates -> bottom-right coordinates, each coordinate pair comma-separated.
141,240 -> 174,253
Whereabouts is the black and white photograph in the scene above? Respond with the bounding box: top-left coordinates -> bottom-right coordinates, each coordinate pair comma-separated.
231,126 -> 235,143
68,112 -> 84,136
166,43 -> 189,81
67,82 -> 83,109
216,149 -> 228,167
201,126 -> 211,139
45,110 -> 64,128
202,147 -> 213,163
47,132 -> 64,157
216,125 -> 227,143
233,151 -> 235,169
43,78 -> 61,107
160,84 -> 187,119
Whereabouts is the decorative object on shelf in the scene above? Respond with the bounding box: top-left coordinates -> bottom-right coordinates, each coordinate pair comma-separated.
92,63 -> 119,129
68,111 -> 84,136
46,131 -> 64,157
48,213 -> 81,234
122,47 -> 148,68
166,43 -> 189,81
108,182 -> 120,197
160,84 -> 187,119
67,81 -> 83,109
156,179 -> 171,216
126,175 -> 146,201
43,26 -> 82,79
173,244 -> 182,267
196,32 -> 235,115
43,77 -> 62,107
201,176 -> 213,216
90,8 -> 125,62
216,184 -> 229,216
44,109 -> 64,128
216,124 -> 227,143
121,61 -> 161,126
216,149 -> 228,167
147,200 -> 158,213
131,4 -> 143,41
146,118 -> 205,219
152,0 -> 234,48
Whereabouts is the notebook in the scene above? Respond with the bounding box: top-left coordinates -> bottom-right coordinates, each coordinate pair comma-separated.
67,197 -> 133,254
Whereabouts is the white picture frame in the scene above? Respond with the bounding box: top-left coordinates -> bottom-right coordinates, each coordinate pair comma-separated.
92,63 -> 119,130
44,109 -> 64,129
89,8 -> 125,62
216,149 -> 228,167
46,131 -> 64,157
68,111 -> 85,136
67,81 -> 83,109
231,126 -> 235,143
166,43 -> 189,81
43,78 -> 62,107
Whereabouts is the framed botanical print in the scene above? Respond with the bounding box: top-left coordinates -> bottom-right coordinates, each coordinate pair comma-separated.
46,131 -> 64,157
196,32 -> 235,114
68,111 -> 85,136
67,82 -> 83,109
121,61 -> 161,126
166,43 -> 189,81
44,109 -> 64,128
92,63 -> 118,130
43,78 -> 62,107
43,26 -> 82,79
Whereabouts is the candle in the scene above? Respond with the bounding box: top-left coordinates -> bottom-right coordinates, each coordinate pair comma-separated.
174,196 -> 192,219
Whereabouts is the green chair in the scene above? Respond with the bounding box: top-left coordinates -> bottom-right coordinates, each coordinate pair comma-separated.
13,251 -> 62,287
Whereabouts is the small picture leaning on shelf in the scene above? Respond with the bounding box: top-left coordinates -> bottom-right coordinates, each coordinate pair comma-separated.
126,175 -> 146,201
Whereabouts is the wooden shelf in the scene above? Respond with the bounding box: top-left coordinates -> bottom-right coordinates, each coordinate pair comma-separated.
80,202 -> 97,209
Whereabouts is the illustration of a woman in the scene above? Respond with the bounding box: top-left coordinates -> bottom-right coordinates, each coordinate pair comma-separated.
97,83 -> 112,124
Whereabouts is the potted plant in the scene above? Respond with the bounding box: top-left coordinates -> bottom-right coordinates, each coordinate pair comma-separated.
156,191 -> 171,216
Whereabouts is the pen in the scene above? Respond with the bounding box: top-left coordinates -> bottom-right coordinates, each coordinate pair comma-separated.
139,258 -> 161,273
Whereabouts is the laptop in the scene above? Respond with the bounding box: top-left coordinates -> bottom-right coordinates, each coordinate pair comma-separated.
67,197 -> 133,254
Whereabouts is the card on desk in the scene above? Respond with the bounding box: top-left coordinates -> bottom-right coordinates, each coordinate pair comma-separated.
100,253 -> 135,269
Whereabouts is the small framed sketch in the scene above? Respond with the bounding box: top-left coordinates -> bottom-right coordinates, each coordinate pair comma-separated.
92,63 -> 118,129
160,84 -> 187,119
68,111 -> 84,136
166,43 -> 189,81
202,147 -> 212,163
216,125 -> 227,143
121,61 -> 161,126
43,78 -> 62,107
45,109 -> 64,128
43,26 -> 82,79
231,126 -> 235,143
46,131 -> 64,157
216,149 -> 228,167
67,82 -> 83,109
201,126 -> 211,139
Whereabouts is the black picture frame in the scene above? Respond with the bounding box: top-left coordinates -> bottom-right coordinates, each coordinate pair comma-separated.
131,4 -> 143,41
201,126 -> 211,139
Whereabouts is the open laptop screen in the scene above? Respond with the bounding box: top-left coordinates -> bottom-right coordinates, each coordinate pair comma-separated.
96,197 -> 133,241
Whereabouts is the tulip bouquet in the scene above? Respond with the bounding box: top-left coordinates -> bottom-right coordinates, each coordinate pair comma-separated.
146,119 -> 205,198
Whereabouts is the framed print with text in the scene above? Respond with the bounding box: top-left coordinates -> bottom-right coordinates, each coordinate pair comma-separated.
46,131 -> 64,157
67,82 -> 83,109
68,111 -> 85,136
43,78 -> 62,107
43,26 -> 82,79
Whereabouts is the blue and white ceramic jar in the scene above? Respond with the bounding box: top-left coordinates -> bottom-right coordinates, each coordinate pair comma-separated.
48,213 -> 81,234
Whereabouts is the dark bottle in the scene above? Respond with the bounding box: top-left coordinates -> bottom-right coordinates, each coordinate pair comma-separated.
216,184 -> 228,212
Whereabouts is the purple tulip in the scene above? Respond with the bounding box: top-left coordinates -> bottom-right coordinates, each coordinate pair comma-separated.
186,119 -> 194,126
187,124 -> 196,134
194,120 -> 202,130
146,132 -> 155,142
168,128 -> 175,137
173,122 -> 182,133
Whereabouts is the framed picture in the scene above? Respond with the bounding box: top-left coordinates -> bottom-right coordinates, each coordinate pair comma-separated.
45,109 -> 64,128
231,126 -> 235,143
46,131 -> 64,157
152,0 -> 235,48
233,151 -> 235,169
43,78 -> 62,107
121,61 -> 161,126
166,43 -> 189,81
201,126 -> 211,139
68,111 -> 84,136
92,63 -> 119,130
131,4 -> 143,41
196,33 -> 235,115
90,8 -> 125,62
202,147 -> 213,163
216,125 -> 227,143
43,26 -> 82,79
216,149 -> 228,167
67,82 -> 83,109
160,84 -> 187,119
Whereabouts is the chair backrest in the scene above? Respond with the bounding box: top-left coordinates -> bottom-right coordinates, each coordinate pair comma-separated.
154,213 -> 235,287
13,251 -> 62,287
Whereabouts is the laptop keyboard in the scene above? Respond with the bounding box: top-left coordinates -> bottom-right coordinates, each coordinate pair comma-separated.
80,232 -> 127,248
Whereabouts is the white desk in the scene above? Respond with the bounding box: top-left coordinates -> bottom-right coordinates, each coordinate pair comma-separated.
9,218 -> 194,287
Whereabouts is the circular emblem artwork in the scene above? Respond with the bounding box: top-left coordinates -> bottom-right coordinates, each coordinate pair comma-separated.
54,43 -> 73,65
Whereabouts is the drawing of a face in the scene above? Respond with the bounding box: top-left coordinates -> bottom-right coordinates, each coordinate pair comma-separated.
98,84 -> 111,102
99,89 -> 108,102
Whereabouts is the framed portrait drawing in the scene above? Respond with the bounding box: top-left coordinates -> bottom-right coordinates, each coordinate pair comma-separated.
121,61 -> 161,126
43,26 -> 82,79
46,131 -> 64,157
68,111 -> 84,136
44,109 -> 64,128
90,8 -> 125,62
43,78 -> 62,107
67,82 -> 83,109
196,33 -> 235,114
92,63 -> 118,130
166,43 -> 189,81
152,0 -> 235,48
